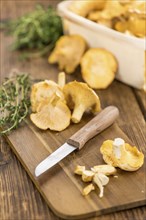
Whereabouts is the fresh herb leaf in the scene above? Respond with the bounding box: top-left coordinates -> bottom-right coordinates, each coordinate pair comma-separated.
4,5 -> 63,58
0,71 -> 31,134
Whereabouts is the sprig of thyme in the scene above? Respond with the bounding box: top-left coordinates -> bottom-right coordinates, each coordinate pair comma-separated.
0,71 -> 31,134
3,5 -> 63,59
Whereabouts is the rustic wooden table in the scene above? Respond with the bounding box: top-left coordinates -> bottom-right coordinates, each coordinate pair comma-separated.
0,1 -> 146,220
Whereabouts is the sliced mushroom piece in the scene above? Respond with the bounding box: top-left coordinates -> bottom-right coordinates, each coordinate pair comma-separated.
93,173 -> 109,198
48,35 -> 87,74
97,173 -> 109,186
91,164 -> 117,175
82,170 -> 95,182
93,174 -> 104,198
74,165 -> 85,175
30,94 -> 71,131
82,183 -> 95,196
63,81 -> 101,123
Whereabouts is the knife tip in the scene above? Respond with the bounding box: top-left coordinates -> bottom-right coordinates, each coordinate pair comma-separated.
35,167 -> 41,177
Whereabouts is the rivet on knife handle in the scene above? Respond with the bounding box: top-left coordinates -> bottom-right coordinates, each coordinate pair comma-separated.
67,106 -> 119,150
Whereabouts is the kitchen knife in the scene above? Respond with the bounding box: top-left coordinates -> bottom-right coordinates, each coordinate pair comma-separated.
35,106 -> 119,177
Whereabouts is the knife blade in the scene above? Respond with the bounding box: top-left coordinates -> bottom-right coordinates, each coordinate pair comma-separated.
35,106 -> 119,177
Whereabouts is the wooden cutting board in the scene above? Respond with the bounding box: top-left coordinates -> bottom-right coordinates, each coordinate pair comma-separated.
5,113 -> 146,219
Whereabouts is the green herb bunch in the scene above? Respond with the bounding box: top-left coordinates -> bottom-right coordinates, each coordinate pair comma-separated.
5,5 -> 63,58
0,72 -> 31,134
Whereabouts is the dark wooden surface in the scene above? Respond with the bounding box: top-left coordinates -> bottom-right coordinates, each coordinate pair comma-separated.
4,114 -> 146,219
0,1 -> 146,220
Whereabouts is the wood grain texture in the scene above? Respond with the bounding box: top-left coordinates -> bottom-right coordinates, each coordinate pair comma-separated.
4,115 -> 146,219
134,90 -> 146,120
68,106 -> 119,149
0,1 -> 146,220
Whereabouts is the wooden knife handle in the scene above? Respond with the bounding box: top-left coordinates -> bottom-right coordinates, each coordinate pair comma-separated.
67,106 -> 119,150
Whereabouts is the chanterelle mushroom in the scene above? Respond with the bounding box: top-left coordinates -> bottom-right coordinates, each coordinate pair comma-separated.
100,138 -> 144,171
80,48 -> 118,89
87,1 -> 125,25
30,94 -> 71,131
69,0 -> 106,17
30,72 -> 65,112
63,81 -> 101,123
48,35 -> 87,74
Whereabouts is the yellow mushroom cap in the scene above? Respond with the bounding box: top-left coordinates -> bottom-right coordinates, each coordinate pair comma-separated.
30,80 -> 64,113
99,1 -> 126,20
48,35 -> 87,74
128,16 -> 146,38
100,139 -> 144,171
127,1 -> 146,15
68,0 -> 106,17
63,81 -> 101,123
80,48 -> 118,89
30,94 -> 71,131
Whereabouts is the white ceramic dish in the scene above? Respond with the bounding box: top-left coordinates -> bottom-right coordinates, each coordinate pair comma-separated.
58,0 -> 146,90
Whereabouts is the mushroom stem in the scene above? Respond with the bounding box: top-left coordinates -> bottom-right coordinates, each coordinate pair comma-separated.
93,174 -> 104,198
71,105 -> 85,123
58,72 -> 66,88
